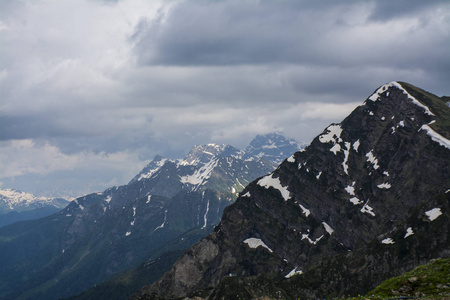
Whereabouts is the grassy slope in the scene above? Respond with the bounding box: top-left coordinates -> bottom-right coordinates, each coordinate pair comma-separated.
365,258 -> 450,299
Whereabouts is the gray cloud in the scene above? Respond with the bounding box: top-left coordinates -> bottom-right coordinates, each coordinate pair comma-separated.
0,0 -> 449,197
131,1 -> 450,72
368,0 -> 450,21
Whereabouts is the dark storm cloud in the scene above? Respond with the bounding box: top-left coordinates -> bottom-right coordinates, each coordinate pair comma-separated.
131,0 -> 450,73
131,1 -> 322,66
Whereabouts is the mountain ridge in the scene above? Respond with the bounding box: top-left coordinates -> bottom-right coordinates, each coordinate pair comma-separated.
0,133 -> 302,300
136,81 -> 449,299
0,188 -> 69,227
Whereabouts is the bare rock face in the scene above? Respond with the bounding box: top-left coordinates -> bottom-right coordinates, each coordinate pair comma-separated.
136,82 -> 450,299
149,237 -> 221,298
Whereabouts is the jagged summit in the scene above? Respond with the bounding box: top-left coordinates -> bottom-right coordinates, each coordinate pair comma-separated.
182,144 -> 231,165
129,155 -> 168,184
129,133 -> 304,194
137,82 -> 449,299
245,132 -> 305,164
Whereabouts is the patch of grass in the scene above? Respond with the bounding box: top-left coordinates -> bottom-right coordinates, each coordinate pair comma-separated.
365,258 -> 450,299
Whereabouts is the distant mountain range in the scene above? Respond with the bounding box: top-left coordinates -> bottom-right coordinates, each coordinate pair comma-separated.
136,82 -> 449,299
0,188 -> 68,227
0,133 -> 303,300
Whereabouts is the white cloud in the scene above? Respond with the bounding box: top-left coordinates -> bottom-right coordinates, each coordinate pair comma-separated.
0,139 -> 147,180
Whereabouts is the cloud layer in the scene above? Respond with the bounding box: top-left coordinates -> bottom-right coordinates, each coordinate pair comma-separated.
1,0 -> 449,197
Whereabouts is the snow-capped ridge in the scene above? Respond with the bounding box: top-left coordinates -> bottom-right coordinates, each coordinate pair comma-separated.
0,188 -> 68,212
367,81 -> 434,116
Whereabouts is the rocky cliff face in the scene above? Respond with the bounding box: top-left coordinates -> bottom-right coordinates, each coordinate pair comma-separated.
137,82 -> 450,299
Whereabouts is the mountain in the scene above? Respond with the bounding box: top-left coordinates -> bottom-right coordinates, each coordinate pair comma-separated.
0,188 -> 68,227
136,82 -> 450,299
0,134 -> 300,300
245,132 -> 306,165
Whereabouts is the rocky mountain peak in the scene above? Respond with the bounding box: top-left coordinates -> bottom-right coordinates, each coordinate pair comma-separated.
182,143 -> 229,165
137,82 -> 449,299
245,132 -> 305,164
129,155 -> 168,184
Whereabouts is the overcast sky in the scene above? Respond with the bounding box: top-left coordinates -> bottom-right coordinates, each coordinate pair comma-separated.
1,0 -> 449,198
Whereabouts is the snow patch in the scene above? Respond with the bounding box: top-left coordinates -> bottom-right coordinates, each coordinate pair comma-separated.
180,158 -> 219,189
138,158 -> 168,181
368,83 -> 390,101
322,222 -> 334,235
302,233 -> 324,245
316,171 -> 322,180
319,125 -> 343,144
257,174 -> 291,201
353,140 -> 360,152
383,171 -> 390,177
125,231 -> 131,236
350,197 -> 362,205
146,195 -> 151,204
381,238 -> 394,244
366,150 -> 380,170
377,182 -> 391,189
330,143 -> 341,155
201,193 -> 210,229
243,238 -> 273,253
420,124 -> 450,149
287,155 -> 295,163
361,201 -> 375,216
154,210 -> 168,231
130,207 -> 136,226
425,208 -> 442,221
285,268 -> 303,278
404,227 -> 414,238
104,196 -> 112,203
342,142 -> 350,175
298,204 -> 310,217
242,191 -> 251,197
345,182 -> 355,196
